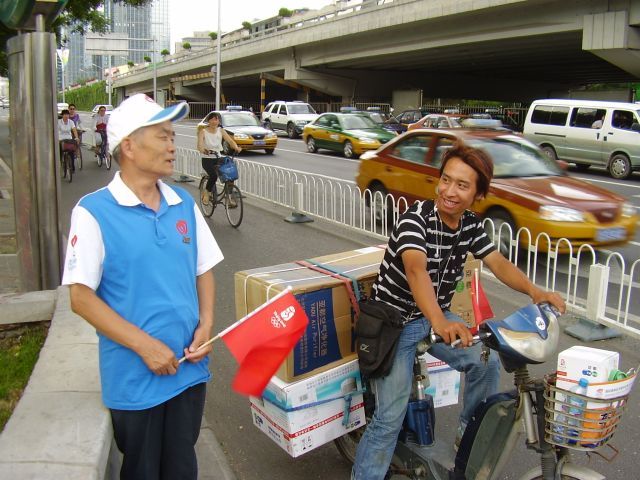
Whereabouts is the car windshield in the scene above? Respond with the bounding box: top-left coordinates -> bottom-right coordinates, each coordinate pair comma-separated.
221,112 -> 260,126
367,112 -> 387,123
288,104 -> 316,114
468,137 -> 563,179
342,115 -> 377,130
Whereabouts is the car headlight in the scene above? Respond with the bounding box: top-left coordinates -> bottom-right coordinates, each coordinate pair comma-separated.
265,132 -> 277,139
622,202 -> 636,217
358,138 -> 377,144
233,133 -> 249,140
539,206 -> 585,222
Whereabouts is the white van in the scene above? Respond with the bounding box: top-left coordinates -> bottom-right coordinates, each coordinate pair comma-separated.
523,99 -> 640,179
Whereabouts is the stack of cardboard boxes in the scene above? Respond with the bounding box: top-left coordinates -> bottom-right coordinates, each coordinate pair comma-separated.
235,246 -> 464,457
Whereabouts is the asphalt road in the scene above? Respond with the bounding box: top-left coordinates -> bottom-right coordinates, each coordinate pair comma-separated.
59,116 -> 639,480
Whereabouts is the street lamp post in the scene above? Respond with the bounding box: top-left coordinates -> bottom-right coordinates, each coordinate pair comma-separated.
216,0 -> 221,110
153,36 -> 157,102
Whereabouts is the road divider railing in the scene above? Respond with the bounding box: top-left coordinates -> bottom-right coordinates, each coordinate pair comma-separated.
174,147 -> 640,339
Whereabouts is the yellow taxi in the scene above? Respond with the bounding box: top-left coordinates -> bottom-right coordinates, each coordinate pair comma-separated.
199,107 -> 278,154
302,112 -> 396,158
356,128 -> 637,252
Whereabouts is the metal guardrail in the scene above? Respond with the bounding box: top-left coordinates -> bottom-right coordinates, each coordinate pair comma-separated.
174,147 -> 640,338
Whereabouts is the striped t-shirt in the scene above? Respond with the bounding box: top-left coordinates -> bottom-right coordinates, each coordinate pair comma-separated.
372,200 -> 495,322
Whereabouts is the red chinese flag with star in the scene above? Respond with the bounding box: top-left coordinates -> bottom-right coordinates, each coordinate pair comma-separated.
470,268 -> 494,334
219,288 -> 308,396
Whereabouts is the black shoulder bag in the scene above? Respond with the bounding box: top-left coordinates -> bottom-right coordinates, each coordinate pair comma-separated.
355,299 -> 405,379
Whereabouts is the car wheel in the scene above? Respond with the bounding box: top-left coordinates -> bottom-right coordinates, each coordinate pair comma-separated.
541,145 -> 557,162
264,120 -> 272,130
306,137 -> 318,153
485,209 -> 516,258
369,184 -> 394,227
264,149 -> 274,155
343,141 -> 358,159
287,123 -> 298,139
608,153 -> 631,179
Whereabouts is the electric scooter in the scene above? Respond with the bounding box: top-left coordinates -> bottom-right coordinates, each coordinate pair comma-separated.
334,303 -> 628,479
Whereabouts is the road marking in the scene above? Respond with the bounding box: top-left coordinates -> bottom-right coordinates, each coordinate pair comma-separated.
581,176 -> 640,189
630,241 -> 640,247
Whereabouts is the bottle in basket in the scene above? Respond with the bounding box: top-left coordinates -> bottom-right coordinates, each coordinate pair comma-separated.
565,378 -> 588,444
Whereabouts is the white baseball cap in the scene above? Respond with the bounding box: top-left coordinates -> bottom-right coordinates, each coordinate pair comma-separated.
107,94 -> 190,154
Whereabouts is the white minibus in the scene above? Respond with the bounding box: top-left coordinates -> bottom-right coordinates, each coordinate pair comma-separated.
523,99 -> 640,178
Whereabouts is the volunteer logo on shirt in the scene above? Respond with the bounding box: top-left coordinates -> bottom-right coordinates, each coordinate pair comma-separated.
71,235 -> 78,247
176,220 -> 190,244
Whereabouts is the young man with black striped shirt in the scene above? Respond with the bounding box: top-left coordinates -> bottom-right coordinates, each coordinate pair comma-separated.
352,143 -> 566,480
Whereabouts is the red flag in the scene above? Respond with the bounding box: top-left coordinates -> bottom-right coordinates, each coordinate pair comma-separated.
470,268 -> 494,334
219,288 -> 308,396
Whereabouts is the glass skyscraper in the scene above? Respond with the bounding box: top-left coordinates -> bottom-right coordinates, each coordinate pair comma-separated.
67,0 -> 170,85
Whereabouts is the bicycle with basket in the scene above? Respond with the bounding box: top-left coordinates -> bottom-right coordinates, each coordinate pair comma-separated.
95,127 -> 111,170
60,139 -> 77,183
198,152 -> 243,228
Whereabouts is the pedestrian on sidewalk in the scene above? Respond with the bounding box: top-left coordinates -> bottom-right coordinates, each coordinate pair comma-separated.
62,94 -> 223,480
352,142 -> 566,480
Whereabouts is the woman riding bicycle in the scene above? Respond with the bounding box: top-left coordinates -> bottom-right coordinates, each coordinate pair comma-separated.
197,111 -> 241,204
58,109 -> 80,171
94,105 -> 109,155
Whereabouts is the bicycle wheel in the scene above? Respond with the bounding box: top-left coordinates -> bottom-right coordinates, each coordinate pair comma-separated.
105,151 -> 112,170
96,147 -> 103,167
77,146 -> 83,170
224,183 -> 243,227
199,176 -> 215,217
63,152 -> 73,183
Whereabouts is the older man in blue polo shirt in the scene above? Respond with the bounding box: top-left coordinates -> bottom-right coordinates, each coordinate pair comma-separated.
62,94 -> 223,480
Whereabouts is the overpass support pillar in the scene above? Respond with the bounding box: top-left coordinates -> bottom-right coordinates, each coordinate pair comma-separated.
583,10 -> 640,79
284,62 -> 356,101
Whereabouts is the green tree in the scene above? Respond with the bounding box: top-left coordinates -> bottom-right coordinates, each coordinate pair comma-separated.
0,1 -> 153,76
182,42 -> 191,51
242,21 -> 252,30
127,60 -> 134,68
208,31 -> 217,41
160,48 -> 170,57
143,55 -> 151,63
279,8 -> 293,17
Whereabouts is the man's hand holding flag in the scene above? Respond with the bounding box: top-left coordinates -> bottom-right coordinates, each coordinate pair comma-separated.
180,287 -> 309,396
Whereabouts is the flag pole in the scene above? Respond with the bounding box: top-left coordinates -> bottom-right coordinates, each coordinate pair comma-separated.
178,286 -> 293,364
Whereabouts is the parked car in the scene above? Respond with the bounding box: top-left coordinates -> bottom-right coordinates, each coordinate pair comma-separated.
523,99 -> 640,179
56,102 -> 69,118
355,127 -> 637,252
408,113 -> 464,131
303,112 -> 396,158
199,106 -> 278,154
261,100 -> 319,138
91,104 -> 114,117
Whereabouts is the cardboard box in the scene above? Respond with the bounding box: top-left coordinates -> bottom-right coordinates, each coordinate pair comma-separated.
449,257 -> 482,329
263,359 -> 363,410
420,352 -> 461,408
235,246 -> 385,382
250,394 -> 366,458
556,346 -> 619,392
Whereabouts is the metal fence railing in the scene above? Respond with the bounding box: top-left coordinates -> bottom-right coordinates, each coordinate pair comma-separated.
174,147 -> 640,339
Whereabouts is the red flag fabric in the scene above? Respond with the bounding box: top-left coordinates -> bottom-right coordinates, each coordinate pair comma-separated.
470,268 -> 494,334
219,289 -> 308,396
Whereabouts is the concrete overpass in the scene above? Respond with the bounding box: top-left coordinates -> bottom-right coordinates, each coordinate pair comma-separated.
111,0 -> 640,107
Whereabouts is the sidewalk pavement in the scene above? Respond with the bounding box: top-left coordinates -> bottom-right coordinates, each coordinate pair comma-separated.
0,116 -> 237,480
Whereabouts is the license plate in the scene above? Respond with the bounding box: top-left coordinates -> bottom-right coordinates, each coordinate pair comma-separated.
596,227 -> 626,242
254,140 -> 266,146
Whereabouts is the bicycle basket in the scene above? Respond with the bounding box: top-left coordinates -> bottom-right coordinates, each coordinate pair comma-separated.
218,157 -> 238,182
62,140 -> 76,152
543,373 -> 633,451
